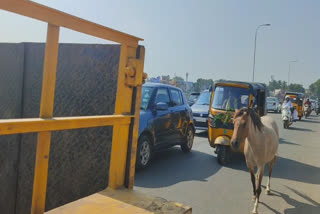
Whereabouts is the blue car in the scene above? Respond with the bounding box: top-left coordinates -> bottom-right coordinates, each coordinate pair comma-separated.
137,83 -> 195,168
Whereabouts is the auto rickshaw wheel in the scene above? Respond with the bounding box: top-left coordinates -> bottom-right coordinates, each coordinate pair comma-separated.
216,145 -> 231,165
299,116 -> 301,121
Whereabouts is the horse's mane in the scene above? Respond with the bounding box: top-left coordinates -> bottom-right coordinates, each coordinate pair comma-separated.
234,107 -> 264,131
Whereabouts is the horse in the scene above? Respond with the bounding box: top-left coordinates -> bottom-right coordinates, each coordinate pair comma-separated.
230,107 -> 279,214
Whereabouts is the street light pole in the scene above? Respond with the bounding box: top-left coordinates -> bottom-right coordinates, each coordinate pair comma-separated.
252,24 -> 271,82
288,60 -> 298,85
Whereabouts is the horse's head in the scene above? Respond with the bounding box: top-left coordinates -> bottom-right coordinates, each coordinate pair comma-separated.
230,108 -> 250,150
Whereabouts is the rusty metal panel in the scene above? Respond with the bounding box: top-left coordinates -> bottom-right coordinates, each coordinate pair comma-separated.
14,43 -> 120,213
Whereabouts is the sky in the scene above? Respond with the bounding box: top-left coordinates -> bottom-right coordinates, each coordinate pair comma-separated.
0,0 -> 319,88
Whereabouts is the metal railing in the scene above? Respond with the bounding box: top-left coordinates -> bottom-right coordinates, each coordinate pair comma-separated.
0,0 -> 146,213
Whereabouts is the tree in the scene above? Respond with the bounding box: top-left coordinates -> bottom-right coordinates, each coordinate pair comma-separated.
193,78 -> 214,92
287,83 -> 305,93
309,79 -> 320,99
172,76 -> 184,82
267,77 -> 287,92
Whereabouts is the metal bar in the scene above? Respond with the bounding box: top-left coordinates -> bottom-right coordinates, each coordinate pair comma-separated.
0,0 -> 142,47
31,23 -> 60,214
108,45 -> 136,189
126,46 -> 145,189
0,115 -> 133,136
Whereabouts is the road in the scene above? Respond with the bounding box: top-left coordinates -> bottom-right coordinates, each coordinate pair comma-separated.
134,113 -> 320,214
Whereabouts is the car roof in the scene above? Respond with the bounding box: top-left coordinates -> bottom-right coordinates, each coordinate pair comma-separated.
143,82 -> 182,91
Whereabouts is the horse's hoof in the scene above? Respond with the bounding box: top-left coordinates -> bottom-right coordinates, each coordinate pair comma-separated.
265,190 -> 270,195
252,196 -> 256,201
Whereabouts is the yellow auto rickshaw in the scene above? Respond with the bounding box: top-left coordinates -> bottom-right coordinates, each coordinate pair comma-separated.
208,80 -> 267,165
284,92 -> 304,120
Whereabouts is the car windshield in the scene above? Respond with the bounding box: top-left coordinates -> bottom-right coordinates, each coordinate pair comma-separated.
141,86 -> 154,110
267,98 -> 277,103
212,86 -> 249,111
188,94 -> 199,102
288,96 -> 297,104
195,91 -> 210,105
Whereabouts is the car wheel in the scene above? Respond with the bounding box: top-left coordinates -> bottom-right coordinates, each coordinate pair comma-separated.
136,135 -> 152,169
216,145 -> 231,165
181,125 -> 194,153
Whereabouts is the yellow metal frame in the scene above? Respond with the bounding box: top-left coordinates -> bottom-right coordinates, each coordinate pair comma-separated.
0,0 -> 146,213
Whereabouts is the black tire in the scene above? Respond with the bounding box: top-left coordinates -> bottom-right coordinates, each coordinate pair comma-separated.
181,125 -> 194,153
136,135 -> 152,169
283,120 -> 288,129
299,116 -> 301,121
216,145 -> 231,165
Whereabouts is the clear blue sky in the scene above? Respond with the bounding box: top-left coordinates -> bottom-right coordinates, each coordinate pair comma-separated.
0,0 -> 319,87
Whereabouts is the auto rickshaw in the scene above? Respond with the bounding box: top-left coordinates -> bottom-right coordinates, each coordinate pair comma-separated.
208,80 -> 267,165
284,92 -> 304,120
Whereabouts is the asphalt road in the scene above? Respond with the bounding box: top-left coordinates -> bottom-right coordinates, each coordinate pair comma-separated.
134,112 -> 320,214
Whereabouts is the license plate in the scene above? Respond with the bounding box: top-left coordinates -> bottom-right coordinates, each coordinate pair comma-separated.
194,117 -> 207,122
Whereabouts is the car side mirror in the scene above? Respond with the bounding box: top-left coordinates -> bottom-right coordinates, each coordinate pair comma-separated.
156,102 -> 169,111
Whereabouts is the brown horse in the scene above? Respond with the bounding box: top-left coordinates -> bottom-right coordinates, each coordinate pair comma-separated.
231,108 -> 279,214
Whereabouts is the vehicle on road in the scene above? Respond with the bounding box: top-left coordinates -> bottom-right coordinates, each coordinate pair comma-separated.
310,99 -> 316,111
316,101 -> 320,115
188,92 -> 200,106
208,80 -> 267,165
191,90 -> 210,130
304,104 -> 312,119
137,83 -> 195,168
284,92 -> 304,120
267,97 -> 281,113
282,105 -> 293,128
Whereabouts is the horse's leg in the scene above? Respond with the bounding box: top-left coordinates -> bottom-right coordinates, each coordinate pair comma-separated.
266,156 -> 276,195
252,166 -> 264,214
249,168 -> 256,201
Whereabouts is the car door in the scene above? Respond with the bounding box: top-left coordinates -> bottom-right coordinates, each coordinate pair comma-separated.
152,87 -> 174,146
169,88 -> 187,142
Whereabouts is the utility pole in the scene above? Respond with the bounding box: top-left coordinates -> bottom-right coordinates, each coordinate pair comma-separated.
252,24 -> 271,82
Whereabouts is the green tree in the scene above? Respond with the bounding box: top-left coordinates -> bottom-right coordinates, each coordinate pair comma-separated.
193,78 -> 214,92
267,77 -> 287,92
309,79 -> 320,98
172,76 -> 184,82
287,83 -> 305,93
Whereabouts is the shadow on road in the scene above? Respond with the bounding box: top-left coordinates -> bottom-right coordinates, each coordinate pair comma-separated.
261,186 -> 320,214
135,147 -> 221,188
195,131 -> 208,138
226,155 -> 320,185
288,127 -> 313,132
299,119 -> 320,124
279,138 -> 300,146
